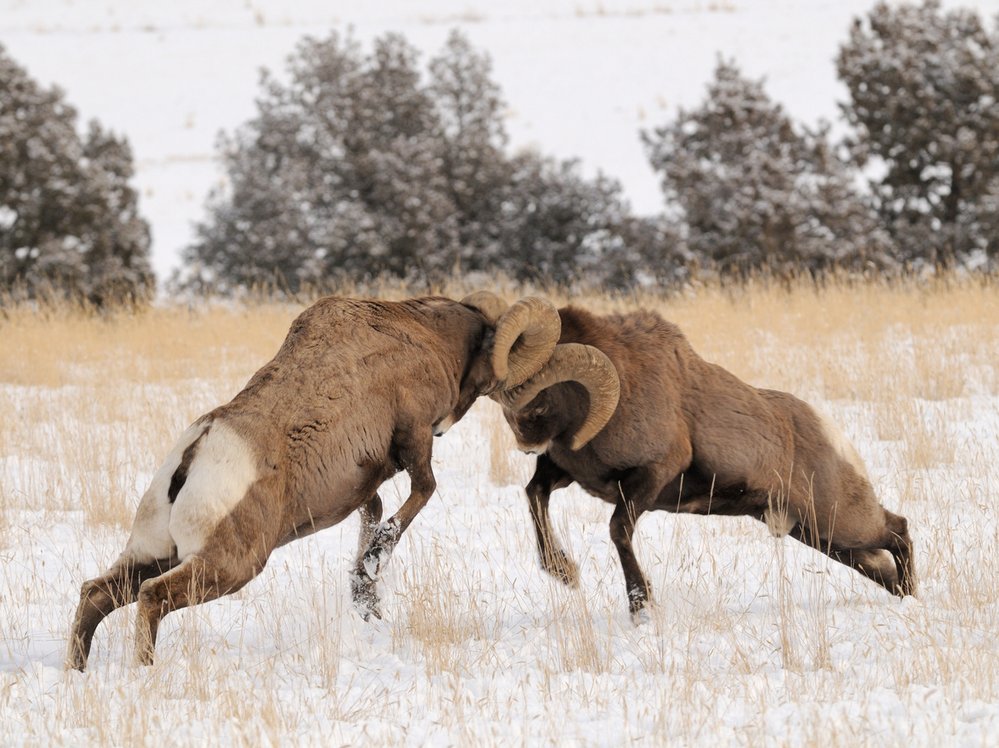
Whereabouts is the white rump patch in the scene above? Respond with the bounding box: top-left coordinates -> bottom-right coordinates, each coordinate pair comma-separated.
816,409 -> 869,480
169,421 -> 259,559
124,421 -> 210,562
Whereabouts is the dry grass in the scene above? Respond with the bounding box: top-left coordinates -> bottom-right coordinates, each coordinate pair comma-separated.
0,302 -> 298,529
484,398 -> 532,488
1,276 -> 997,745
0,302 -> 297,386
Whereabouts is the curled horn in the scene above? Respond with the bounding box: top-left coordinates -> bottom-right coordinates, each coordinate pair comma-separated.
490,297 -> 561,388
460,291 -> 508,325
500,343 -> 620,450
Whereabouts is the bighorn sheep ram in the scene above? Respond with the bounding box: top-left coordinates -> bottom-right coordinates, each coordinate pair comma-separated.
68,292 -> 561,670
495,305 -> 914,619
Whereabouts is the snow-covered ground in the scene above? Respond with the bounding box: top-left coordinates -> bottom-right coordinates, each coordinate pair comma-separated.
3,385 -> 999,745
3,0 -> 997,281
2,286 -> 998,745
4,2 -> 999,745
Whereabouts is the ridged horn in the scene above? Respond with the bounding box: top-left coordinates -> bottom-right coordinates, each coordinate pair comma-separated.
501,343 -> 620,450
460,291 -> 508,325
491,297 -> 561,387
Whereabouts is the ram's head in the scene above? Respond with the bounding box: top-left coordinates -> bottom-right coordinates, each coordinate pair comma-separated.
493,341 -> 620,452
433,292 -> 563,436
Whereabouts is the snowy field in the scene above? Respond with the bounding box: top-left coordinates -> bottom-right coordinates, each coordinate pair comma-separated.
3,1 -> 999,745
1,283 -> 998,745
2,0 -> 997,281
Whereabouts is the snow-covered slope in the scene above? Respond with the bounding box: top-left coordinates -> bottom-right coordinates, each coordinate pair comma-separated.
4,0 -> 996,280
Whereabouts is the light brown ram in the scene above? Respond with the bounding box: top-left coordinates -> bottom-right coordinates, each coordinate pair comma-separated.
495,305 -> 914,619
67,293 -> 561,670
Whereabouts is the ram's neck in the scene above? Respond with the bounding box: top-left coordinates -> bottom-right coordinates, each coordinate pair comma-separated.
407,299 -> 483,382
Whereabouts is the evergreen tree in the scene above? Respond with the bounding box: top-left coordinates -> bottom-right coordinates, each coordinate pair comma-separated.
182,30 -> 667,293
427,31 -> 513,272
184,32 -> 457,292
0,44 -> 152,304
644,59 -> 893,278
497,153 -> 659,287
837,0 -> 999,267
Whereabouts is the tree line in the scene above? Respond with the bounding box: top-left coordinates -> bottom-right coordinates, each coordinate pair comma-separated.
2,0 -> 997,302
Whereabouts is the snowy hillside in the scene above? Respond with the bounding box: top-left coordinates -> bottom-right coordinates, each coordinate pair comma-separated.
3,0 -> 996,280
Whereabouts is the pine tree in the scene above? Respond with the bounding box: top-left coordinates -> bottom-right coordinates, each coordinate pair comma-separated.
644,59 -> 892,277
0,44 -> 152,304
184,32 -> 458,292
183,30 -> 668,293
838,0 -> 999,267
496,153 -> 647,286
427,30 -> 512,272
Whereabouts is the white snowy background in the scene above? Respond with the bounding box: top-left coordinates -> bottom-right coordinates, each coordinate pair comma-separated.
2,1 -> 999,745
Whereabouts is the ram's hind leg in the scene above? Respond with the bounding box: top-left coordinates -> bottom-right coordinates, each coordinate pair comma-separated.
884,510 -> 915,596
827,548 -> 899,592
67,557 -> 178,671
790,513 -> 915,598
350,493 -> 384,620
134,552 -> 258,666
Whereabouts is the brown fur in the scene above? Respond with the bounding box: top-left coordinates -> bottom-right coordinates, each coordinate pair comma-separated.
504,306 -> 915,618
68,296 -> 504,670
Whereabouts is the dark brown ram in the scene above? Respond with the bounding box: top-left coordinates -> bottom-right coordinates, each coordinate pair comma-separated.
495,305 -> 915,619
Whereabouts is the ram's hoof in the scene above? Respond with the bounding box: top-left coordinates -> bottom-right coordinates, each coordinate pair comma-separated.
542,551 -> 580,588
627,587 -> 652,625
349,571 -> 382,621
354,598 -> 382,622
630,606 -> 652,626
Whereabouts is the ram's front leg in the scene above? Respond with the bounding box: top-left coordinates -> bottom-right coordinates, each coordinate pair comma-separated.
527,454 -> 578,586
356,427 -> 437,619
611,463 -> 680,623
350,493 -> 384,621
